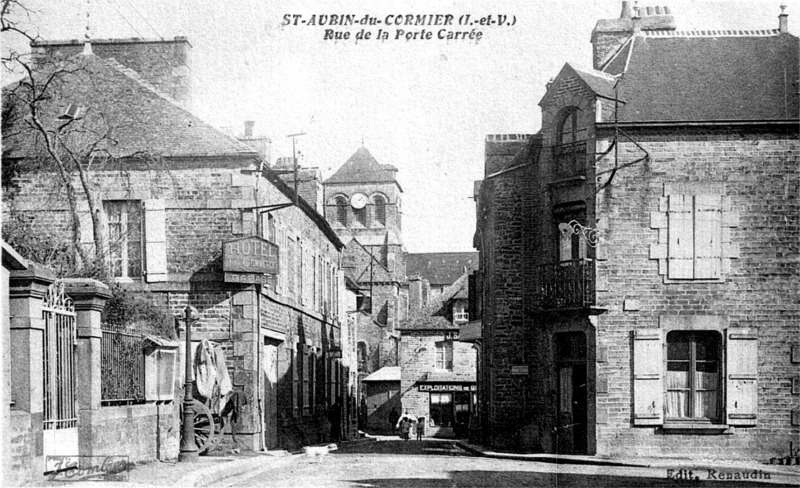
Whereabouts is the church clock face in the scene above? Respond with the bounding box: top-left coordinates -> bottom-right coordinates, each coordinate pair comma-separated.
350,193 -> 368,210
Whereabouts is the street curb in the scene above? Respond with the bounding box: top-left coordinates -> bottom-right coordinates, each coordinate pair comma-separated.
172,454 -> 288,487
172,438 -> 377,486
455,442 -> 648,468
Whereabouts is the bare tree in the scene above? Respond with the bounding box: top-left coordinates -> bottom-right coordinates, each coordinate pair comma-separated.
2,2 -> 172,278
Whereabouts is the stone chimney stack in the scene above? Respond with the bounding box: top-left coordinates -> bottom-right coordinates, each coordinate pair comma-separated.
779,4 -> 788,34
408,277 -> 423,314
620,1 -> 631,19
32,37 -> 193,108
591,2 -> 676,70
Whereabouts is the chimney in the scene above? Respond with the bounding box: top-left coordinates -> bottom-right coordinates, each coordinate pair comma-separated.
32,37 -> 193,108
422,279 -> 431,308
620,1 -> 631,19
244,120 -> 255,138
779,4 -> 788,34
409,278 -> 423,314
591,2 -> 676,70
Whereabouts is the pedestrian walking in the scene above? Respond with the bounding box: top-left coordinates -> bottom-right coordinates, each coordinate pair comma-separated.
388,407 -> 399,434
415,416 -> 425,441
328,397 -> 342,442
396,409 -> 414,441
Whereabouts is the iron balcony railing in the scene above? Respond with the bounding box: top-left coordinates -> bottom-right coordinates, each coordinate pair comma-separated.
533,259 -> 596,310
553,141 -> 587,178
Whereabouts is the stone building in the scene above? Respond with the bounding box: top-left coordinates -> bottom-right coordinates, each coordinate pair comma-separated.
322,148 -> 408,395
396,273 -> 477,438
2,37 -> 355,457
475,3 -> 799,459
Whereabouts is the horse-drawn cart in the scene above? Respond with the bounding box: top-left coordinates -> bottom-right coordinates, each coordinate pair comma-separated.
182,340 -> 237,455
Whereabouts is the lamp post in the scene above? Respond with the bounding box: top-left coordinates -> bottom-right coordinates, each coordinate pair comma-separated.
179,305 -> 199,462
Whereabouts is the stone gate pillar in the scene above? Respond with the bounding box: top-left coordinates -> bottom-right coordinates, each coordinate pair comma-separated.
8,263 -> 56,480
62,279 -> 111,458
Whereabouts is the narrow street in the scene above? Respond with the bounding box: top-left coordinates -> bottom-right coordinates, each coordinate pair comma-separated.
223,439 -> 791,488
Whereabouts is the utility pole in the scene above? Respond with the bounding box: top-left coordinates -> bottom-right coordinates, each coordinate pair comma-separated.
286,132 -> 306,206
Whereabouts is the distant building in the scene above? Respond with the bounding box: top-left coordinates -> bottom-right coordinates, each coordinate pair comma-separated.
475,3 -> 799,459
397,273 -> 477,438
405,252 -> 478,305
322,147 -> 408,402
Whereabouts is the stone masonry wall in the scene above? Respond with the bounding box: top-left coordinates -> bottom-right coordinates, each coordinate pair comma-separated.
477,136 -> 535,449
594,128 -> 800,460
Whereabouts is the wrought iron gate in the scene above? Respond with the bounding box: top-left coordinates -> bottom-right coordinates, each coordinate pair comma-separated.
42,280 -> 78,472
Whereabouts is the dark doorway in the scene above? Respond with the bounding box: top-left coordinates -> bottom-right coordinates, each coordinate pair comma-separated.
554,332 -> 588,454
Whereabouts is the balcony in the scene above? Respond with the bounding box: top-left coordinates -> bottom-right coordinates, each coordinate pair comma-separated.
533,259 -> 596,311
553,141 -> 587,179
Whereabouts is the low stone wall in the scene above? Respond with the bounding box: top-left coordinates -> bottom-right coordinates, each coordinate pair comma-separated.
80,403 -> 178,463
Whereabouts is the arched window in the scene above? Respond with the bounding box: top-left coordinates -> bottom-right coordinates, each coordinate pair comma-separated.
557,106 -> 579,145
335,196 -> 348,226
372,195 -> 386,226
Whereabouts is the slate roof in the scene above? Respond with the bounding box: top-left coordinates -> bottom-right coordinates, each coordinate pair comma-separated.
603,32 -> 800,122
3,54 -> 255,159
324,147 -> 400,186
405,252 -> 478,286
398,271 -> 469,331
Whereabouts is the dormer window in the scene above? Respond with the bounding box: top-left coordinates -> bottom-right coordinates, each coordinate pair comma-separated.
557,106 -> 579,145
554,106 -> 586,177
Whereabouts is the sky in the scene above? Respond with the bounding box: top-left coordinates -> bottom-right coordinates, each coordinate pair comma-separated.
2,0 -> 796,252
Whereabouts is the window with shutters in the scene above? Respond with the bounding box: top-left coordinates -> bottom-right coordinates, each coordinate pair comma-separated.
666,331 -> 720,421
650,187 -> 739,282
105,201 -> 143,279
632,321 -> 758,428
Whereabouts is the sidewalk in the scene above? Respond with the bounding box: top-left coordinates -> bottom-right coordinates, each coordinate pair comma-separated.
39,436 -> 378,487
456,440 -> 800,484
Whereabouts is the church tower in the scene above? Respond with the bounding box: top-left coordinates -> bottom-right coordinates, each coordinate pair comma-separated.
323,147 -> 407,379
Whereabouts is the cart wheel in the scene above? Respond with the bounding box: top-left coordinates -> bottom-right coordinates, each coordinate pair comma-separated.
192,399 -> 217,455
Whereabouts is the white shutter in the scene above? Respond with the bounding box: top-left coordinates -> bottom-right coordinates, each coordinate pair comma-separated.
667,194 -> 694,279
726,329 -> 758,426
633,329 -> 664,425
144,199 -> 167,282
694,194 -> 722,279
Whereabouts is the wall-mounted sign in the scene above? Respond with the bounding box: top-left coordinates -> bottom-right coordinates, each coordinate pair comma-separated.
511,365 -> 529,376
419,383 -> 476,392
443,331 -> 460,340
223,272 -> 275,285
223,236 -> 279,275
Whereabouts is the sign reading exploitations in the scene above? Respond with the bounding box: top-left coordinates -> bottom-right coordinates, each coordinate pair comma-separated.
222,236 -> 279,283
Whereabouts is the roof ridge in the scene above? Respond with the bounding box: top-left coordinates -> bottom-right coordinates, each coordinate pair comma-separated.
641,29 -> 780,38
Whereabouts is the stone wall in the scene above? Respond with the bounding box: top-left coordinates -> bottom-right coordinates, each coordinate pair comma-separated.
593,127 -> 800,459
79,405 -> 176,463
476,135 -> 536,450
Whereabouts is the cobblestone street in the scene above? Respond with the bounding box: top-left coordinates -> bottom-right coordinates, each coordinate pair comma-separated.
224,439 -> 795,487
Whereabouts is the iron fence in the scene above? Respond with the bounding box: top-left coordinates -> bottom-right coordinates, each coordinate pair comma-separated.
101,329 -> 145,405
533,259 -> 596,310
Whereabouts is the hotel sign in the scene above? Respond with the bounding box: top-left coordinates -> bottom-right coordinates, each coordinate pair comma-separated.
222,237 -> 279,283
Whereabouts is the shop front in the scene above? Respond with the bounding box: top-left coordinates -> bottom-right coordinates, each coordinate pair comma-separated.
419,383 -> 476,437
